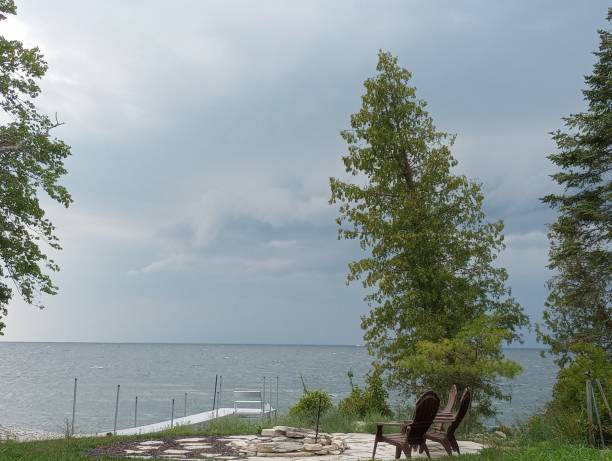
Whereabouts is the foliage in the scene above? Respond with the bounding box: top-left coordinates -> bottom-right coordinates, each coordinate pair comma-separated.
546,344 -> 611,444
287,389 -> 333,423
400,316 -> 522,419
273,409 -> 396,434
338,368 -> 392,418
538,8 -> 612,365
0,0 -> 72,334
329,50 -> 528,421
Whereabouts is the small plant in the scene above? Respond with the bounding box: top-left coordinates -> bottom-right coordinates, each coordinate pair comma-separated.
61,418 -> 73,439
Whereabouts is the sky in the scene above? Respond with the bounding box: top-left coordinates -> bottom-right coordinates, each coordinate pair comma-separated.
0,0 -> 608,346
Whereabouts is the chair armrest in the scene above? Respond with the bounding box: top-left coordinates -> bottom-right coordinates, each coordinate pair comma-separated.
376,421 -> 409,427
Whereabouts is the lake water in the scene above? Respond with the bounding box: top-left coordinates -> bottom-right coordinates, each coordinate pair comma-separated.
0,343 -> 556,434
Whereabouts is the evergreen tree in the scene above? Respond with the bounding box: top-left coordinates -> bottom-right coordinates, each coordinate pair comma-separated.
538,9 -> 612,365
330,51 -> 528,419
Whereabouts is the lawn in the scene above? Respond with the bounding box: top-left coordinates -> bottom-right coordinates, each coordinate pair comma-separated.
0,431 -> 609,461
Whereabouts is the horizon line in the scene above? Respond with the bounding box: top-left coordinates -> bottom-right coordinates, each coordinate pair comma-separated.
0,340 -> 547,349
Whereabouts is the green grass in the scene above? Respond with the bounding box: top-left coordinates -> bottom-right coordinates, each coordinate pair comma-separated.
0,417 -> 609,460
457,442 -> 610,461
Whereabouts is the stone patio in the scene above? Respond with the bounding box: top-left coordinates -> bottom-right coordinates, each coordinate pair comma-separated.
101,430 -> 483,460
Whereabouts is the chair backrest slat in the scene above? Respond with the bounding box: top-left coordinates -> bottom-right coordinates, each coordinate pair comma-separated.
442,384 -> 458,413
448,388 -> 471,435
406,391 -> 440,441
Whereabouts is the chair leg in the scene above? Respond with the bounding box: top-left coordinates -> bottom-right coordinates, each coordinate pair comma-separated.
395,446 -> 401,459
372,439 -> 378,459
421,443 -> 431,459
441,440 -> 453,456
450,435 -> 460,454
401,445 -> 412,459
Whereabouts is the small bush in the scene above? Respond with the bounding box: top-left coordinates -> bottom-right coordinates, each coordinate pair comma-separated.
338,368 -> 392,418
288,389 -> 333,424
543,344 -> 612,445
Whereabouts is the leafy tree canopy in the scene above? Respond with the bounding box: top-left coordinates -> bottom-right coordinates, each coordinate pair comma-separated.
330,51 -> 528,419
0,0 -> 72,333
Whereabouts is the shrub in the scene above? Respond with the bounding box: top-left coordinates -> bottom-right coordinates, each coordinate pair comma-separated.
338,368 -> 392,418
546,344 -> 611,444
288,389 -> 333,424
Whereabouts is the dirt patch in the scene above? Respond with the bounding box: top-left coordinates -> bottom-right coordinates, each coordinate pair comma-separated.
87,435 -> 243,459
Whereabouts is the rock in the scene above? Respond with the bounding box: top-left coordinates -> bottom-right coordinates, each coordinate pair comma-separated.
175,437 -> 207,443
180,444 -> 211,449
261,429 -> 280,437
258,452 -> 315,458
139,441 -> 164,445
493,431 -> 507,439
256,441 -> 304,453
303,444 -> 323,452
285,428 -> 316,438
315,450 -> 329,455
328,450 -> 342,455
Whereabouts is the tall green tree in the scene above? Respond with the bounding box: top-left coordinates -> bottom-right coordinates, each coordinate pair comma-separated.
330,51 -> 528,419
0,0 -> 72,333
538,9 -> 611,366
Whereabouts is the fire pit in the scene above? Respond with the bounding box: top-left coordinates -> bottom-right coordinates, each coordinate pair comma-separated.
229,426 -> 349,457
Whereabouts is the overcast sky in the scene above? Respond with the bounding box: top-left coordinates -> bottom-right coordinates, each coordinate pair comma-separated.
0,1 -> 607,346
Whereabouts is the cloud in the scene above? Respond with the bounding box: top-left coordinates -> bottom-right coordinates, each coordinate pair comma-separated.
128,253 -> 195,275
268,240 -> 298,248
2,0 -> 607,345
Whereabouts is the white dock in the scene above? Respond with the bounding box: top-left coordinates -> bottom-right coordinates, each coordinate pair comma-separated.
102,407 -> 275,437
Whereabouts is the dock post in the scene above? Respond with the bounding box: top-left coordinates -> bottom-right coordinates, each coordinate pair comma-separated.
276,376 -> 279,423
134,396 -> 138,428
171,398 -> 175,429
217,375 -> 222,418
212,374 -> 218,411
71,377 -> 77,436
113,384 -> 120,435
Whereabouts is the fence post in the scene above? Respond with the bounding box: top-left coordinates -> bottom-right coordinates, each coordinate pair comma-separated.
590,383 -> 605,448
262,376 -> 266,421
276,376 -> 279,423
171,398 -> 175,429
586,380 -> 595,444
212,374 -> 218,411
184,392 -> 188,418
595,379 -> 612,420
71,378 -> 77,436
134,396 -> 138,428
113,384 -> 121,435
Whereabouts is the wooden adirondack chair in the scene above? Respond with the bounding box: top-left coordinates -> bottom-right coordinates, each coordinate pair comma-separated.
426,388 -> 471,455
373,391 -> 440,459
432,384 -> 458,430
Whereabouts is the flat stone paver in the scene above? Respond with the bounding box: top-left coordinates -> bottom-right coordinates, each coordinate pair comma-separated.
113,431 -> 483,460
